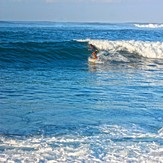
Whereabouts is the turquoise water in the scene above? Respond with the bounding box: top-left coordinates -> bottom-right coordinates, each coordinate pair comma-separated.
0,22 -> 163,162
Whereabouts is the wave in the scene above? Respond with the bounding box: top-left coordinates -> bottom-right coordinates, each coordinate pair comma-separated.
134,23 -> 163,28
0,40 -> 88,66
1,39 -> 163,67
78,39 -> 163,59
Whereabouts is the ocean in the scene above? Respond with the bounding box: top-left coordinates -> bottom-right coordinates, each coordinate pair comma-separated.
0,21 -> 163,162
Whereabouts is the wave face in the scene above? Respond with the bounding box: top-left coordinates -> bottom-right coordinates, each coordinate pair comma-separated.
0,40 -> 88,67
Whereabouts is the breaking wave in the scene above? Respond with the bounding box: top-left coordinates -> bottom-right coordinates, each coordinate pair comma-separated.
134,23 -> 163,28
78,39 -> 163,59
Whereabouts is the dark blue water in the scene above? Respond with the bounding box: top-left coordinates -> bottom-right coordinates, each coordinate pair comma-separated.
0,21 -> 163,162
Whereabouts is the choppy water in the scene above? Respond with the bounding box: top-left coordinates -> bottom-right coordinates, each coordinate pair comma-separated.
0,21 -> 163,162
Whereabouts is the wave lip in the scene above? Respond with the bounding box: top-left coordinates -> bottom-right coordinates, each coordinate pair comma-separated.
134,23 -> 163,28
78,39 -> 163,59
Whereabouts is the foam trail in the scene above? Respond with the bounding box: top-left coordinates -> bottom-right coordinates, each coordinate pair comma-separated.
0,125 -> 162,162
82,39 -> 163,59
134,23 -> 163,28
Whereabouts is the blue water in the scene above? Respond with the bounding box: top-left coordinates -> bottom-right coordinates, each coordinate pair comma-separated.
0,21 -> 163,162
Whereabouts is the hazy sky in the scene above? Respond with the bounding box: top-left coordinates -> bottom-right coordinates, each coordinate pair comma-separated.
0,0 -> 163,22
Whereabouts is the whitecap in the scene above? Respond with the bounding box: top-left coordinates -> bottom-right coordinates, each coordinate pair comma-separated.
134,23 -> 163,28
86,39 -> 163,59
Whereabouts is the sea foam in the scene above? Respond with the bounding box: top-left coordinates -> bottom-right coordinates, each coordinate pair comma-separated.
134,23 -> 163,28
79,39 -> 163,59
0,125 -> 162,162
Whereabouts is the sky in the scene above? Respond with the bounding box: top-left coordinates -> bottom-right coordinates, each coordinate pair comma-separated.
0,0 -> 163,23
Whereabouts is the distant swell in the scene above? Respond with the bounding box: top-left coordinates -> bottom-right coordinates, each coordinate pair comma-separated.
78,39 -> 163,59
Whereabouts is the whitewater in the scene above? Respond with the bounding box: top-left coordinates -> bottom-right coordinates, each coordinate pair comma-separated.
82,39 -> 163,59
0,22 -> 163,162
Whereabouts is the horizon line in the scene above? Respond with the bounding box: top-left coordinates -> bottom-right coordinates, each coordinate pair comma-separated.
0,20 -> 163,24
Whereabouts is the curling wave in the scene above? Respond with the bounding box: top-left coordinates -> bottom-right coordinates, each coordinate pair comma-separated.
78,39 -> 163,59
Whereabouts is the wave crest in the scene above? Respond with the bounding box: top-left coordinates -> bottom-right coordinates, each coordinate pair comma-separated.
79,39 -> 163,59
134,23 -> 163,28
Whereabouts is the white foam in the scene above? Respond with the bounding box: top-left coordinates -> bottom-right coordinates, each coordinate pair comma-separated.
0,125 -> 163,162
158,127 -> 163,136
74,38 -> 91,42
86,39 -> 163,59
134,23 -> 163,28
